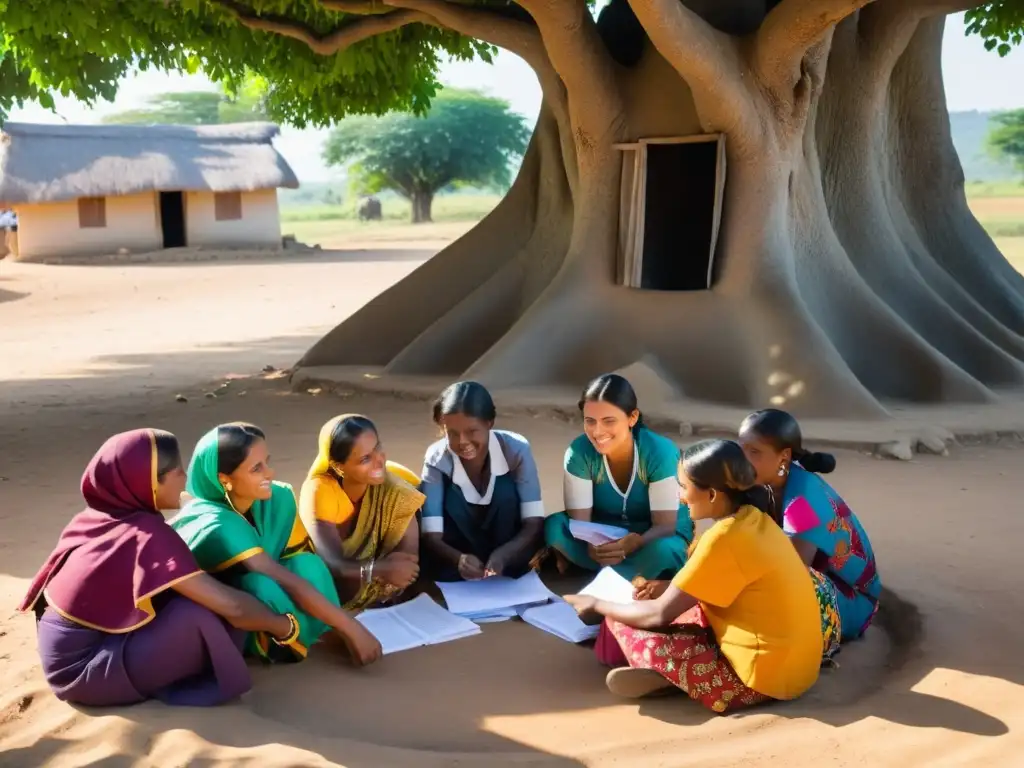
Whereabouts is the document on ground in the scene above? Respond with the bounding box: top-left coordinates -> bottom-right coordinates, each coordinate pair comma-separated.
355,593 -> 482,654
436,569 -> 556,617
520,600 -> 601,644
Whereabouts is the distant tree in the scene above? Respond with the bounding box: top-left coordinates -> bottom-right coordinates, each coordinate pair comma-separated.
987,109 -> 1024,177
102,84 -> 267,125
322,88 -> 529,224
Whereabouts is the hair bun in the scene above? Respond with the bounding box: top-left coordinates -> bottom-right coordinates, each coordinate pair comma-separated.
799,450 -> 836,475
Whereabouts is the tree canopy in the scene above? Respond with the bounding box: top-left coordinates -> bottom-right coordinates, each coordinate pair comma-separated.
323,88 -> 529,222
0,0 -> 491,125
0,1 -> 1020,125
101,88 -> 268,125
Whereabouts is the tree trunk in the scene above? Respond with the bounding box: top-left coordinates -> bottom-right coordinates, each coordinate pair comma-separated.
411,191 -> 434,224
296,9 -> 1024,418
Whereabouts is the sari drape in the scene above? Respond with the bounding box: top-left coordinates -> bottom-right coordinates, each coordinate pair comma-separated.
299,414 -> 424,612
170,426 -> 339,661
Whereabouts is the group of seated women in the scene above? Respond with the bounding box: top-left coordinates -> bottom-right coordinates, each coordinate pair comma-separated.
20,373 -> 880,716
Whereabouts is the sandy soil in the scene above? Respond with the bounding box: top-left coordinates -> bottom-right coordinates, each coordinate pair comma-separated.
0,245 -> 1022,767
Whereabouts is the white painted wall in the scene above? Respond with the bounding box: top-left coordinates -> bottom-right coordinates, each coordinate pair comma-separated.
14,192 -> 161,260
185,189 -> 281,247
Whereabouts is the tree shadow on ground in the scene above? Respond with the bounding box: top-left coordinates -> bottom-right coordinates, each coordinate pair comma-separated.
0,275 -> 29,305
0,287 -> 28,305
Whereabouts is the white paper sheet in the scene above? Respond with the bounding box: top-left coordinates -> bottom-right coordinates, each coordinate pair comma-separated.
577,567 -> 636,604
436,570 -> 557,616
355,593 -> 482,654
520,600 -> 600,644
460,605 -> 520,623
568,520 -> 630,545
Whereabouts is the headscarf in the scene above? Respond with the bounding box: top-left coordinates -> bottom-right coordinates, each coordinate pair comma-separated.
306,414 -> 421,488
301,414 -> 424,611
307,414 -> 347,480
186,425 -> 232,505
19,429 -> 201,632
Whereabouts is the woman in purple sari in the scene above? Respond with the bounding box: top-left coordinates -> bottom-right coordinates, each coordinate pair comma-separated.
19,428 -> 300,707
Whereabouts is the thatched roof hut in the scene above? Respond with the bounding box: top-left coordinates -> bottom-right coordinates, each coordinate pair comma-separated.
0,121 -> 298,204
0,122 -> 299,262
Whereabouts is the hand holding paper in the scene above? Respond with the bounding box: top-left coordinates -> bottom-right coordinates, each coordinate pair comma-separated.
568,520 -> 630,546
577,567 -> 637,604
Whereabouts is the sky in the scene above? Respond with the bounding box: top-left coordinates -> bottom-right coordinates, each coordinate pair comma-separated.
8,13 -> 1020,182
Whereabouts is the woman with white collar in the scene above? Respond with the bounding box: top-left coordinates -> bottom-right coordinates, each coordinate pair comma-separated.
419,381 -> 545,581
544,374 -> 693,580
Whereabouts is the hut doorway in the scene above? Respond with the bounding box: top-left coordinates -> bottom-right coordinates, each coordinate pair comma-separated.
159,192 -> 186,248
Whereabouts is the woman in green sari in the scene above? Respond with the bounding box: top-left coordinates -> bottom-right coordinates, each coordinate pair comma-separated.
170,423 -> 381,666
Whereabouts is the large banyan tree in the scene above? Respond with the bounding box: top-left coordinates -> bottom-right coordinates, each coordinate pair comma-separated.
3,0 -> 1023,416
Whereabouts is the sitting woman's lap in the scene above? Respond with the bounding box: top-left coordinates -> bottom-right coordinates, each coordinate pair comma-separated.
544,511 -> 689,580
38,596 -> 250,707
595,607 -> 769,714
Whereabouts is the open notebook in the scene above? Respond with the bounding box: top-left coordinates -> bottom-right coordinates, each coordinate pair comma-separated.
436,570 -> 556,621
354,593 -> 481,654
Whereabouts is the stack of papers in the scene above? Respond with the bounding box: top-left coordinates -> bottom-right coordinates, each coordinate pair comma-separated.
354,593 -> 481,654
436,570 -> 557,622
519,600 -> 601,644
568,520 -> 630,545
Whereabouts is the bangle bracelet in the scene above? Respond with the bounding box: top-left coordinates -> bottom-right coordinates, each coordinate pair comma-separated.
272,612 -> 300,646
361,557 -> 375,585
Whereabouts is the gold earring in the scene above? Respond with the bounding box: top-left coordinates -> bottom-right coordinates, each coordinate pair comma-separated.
225,482 -> 233,492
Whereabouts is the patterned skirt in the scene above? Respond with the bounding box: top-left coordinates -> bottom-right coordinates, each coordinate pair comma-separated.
595,605 -> 770,714
810,568 -> 843,666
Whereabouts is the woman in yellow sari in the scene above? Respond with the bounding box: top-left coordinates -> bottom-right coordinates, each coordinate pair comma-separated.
298,414 -> 425,612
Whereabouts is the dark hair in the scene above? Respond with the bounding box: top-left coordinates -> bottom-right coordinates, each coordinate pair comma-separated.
432,381 -> 496,425
578,374 -> 644,428
739,409 -> 837,475
153,430 -> 182,481
217,422 -> 267,475
329,415 -> 378,464
682,439 -> 765,510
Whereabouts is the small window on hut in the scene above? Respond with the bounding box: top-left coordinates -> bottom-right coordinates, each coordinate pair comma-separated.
77,197 -> 107,229
214,192 -> 243,221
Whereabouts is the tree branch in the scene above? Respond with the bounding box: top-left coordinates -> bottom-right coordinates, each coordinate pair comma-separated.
857,0 -> 986,79
213,0 -> 429,55
754,0 -> 877,92
627,0 -> 753,131
382,0 -> 545,71
514,0 -> 624,141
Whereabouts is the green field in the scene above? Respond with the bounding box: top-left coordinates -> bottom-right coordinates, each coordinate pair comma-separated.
280,187 -> 1024,276
281,193 -> 500,224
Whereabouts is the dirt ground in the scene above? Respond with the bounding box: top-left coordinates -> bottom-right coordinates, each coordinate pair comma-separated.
0,244 -> 1022,767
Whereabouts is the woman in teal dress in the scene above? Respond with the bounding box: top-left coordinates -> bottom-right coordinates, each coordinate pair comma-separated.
170,422 -> 382,665
545,374 -> 693,580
